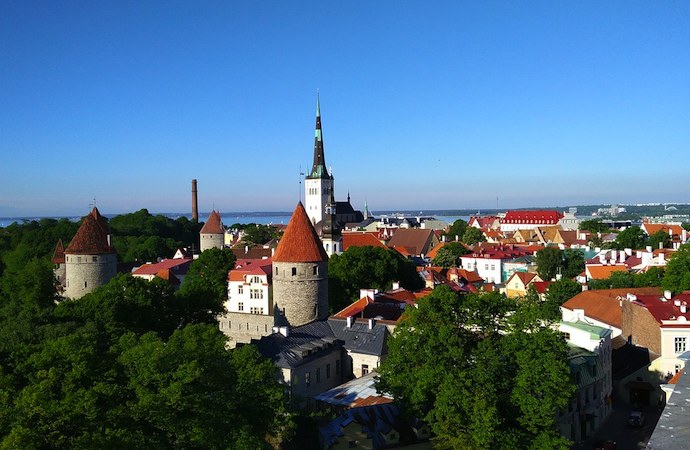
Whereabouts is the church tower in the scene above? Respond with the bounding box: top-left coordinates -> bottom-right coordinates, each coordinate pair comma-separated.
63,207 -> 117,299
321,184 -> 342,256
272,202 -> 329,327
304,94 -> 333,227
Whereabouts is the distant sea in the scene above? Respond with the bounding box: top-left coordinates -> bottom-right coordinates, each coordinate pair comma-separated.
0,211 -> 472,228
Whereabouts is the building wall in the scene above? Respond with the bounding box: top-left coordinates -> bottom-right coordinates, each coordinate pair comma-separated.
285,349 -> 344,400
273,261 -> 328,327
322,237 -> 342,257
53,263 -> 66,289
227,276 -> 271,315
305,177 -> 332,226
200,233 -> 224,252
218,312 -> 275,348
621,301 -> 662,355
64,253 -> 117,299
348,352 -> 383,379
460,256 -> 503,283
658,327 -> 690,374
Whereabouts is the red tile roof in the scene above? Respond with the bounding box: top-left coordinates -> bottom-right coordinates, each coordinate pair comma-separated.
226,258 -> 273,282
132,258 -> 192,276
154,268 -> 181,285
586,264 -> 628,280
273,202 -> 328,262
65,207 -> 114,255
386,228 -> 436,256
52,239 -> 65,264
502,210 -> 564,224
633,293 -> 690,326
562,287 -> 661,329
200,210 -> 224,234
642,223 -> 684,238
342,232 -> 386,251
532,281 -> 552,294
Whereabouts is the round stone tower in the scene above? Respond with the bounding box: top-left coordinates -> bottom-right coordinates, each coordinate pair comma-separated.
200,210 -> 224,252
272,202 -> 329,327
64,207 -> 117,299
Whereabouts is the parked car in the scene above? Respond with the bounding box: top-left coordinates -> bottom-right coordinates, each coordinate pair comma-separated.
627,410 -> 645,427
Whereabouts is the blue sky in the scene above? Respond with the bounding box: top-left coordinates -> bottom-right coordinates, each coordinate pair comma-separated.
1,1 -> 688,217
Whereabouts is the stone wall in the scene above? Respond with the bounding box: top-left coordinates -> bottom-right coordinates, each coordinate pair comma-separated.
200,233 -> 223,252
273,261 -> 328,327
219,312 -> 275,348
64,253 -> 117,299
621,301 -> 661,354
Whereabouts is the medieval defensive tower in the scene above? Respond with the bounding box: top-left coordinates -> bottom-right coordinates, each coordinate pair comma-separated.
63,207 -> 117,299
272,202 -> 329,327
199,210 -> 224,252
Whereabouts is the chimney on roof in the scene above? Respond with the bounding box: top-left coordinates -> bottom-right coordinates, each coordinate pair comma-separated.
192,179 -> 199,223
620,251 -> 625,263
664,290 -> 672,300
392,281 -> 400,290
368,318 -> 375,330
346,316 -> 354,328
681,303 -> 687,314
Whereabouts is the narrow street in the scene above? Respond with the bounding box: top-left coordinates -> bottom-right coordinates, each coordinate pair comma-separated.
572,402 -> 663,450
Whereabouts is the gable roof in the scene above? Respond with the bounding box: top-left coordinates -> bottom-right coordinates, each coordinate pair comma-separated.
507,271 -> 541,286
132,258 -> 192,276
641,223 -> 684,238
562,287 -> 661,329
273,202 -> 328,262
52,239 -> 65,264
200,210 -> 224,234
386,228 -> 436,256
65,207 -> 114,255
586,264 -> 628,280
342,232 -> 387,251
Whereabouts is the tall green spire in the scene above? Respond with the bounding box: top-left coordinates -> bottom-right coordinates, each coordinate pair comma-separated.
308,93 -> 330,179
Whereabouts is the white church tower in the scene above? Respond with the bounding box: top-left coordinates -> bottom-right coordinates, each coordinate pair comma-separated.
304,94 -> 333,227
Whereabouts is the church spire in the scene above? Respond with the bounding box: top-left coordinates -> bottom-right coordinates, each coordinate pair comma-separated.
308,93 -> 330,179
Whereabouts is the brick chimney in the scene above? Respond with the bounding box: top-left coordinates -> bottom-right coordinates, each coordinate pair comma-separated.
192,179 -> 199,223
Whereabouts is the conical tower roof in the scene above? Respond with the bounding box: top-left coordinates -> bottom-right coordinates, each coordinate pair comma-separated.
200,210 -> 224,234
307,94 -> 331,180
51,239 -> 65,264
273,202 -> 328,262
65,207 -> 114,255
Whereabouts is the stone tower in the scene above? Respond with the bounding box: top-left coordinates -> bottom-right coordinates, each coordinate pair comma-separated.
52,239 -> 66,292
200,210 -> 224,252
63,207 -> 117,299
304,94 -> 333,227
272,202 -> 329,327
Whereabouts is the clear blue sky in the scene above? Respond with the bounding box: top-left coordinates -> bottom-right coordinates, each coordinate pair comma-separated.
1,1 -> 688,217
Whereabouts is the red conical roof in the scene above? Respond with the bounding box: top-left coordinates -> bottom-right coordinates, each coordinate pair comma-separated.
51,239 -> 65,264
273,202 -> 328,262
65,207 -> 114,255
200,210 -> 224,234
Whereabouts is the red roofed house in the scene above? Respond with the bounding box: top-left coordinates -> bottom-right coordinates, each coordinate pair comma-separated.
200,210 -> 225,252
272,202 -> 329,327
225,258 -> 273,315
341,231 -> 387,251
641,222 -> 688,247
499,210 -> 565,233
459,244 -> 534,284
132,258 -> 193,287
468,216 -> 501,231
62,207 -> 117,299
505,272 -> 544,298
622,290 -> 690,375
386,228 -> 439,257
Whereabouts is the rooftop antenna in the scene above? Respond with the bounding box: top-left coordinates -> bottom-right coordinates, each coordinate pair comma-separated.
299,165 -> 305,203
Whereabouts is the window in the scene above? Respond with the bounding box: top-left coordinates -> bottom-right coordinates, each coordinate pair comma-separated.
675,337 -> 687,353
250,289 -> 263,299
238,285 -> 243,294
490,264 -> 495,270
313,265 -> 318,275
250,307 -> 264,315
305,372 -> 311,387
250,276 -> 261,283
238,302 -> 244,311
316,368 -> 321,383
326,363 -> 331,379
361,364 -> 369,376
78,256 -> 82,262
484,264 -> 488,270
275,267 -> 278,275
92,256 -> 97,262
84,281 -> 88,288
292,267 -> 297,276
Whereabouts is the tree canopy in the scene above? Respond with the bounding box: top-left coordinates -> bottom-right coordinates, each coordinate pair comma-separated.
462,227 -> 486,245
328,246 -> 423,313
377,287 -> 574,449
661,243 -> 690,293
535,247 -> 584,281
612,226 -> 647,250
578,219 -> 609,233
432,241 -> 470,268
444,219 -> 468,241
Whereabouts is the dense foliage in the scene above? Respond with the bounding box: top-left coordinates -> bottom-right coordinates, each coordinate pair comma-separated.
588,266 -> 666,290
0,219 -> 289,449
328,246 -> 423,313
432,242 -> 470,268
229,223 -> 282,246
535,247 -> 584,281
661,243 -> 690,293
443,219 -> 468,241
462,227 -> 486,245
377,287 -> 575,449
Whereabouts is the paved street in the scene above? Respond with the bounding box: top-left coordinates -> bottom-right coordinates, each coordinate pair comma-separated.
572,402 -> 663,450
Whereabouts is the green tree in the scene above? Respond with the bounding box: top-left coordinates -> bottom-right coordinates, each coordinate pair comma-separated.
242,224 -> 280,245
328,246 -> 423,313
462,227 -> 486,245
578,219 -> 609,233
179,247 -> 236,305
432,242 -> 470,268
648,230 -> 671,250
613,226 -> 647,250
662,243 -> 690,293
544,279 -> 581,319
377,287 -> 574,449
634,266 -> 665,287
562,249 -> 585,279
535,247 -> 562,280
444,219 -> 468,241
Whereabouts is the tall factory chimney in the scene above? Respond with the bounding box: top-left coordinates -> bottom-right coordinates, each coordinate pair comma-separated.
191,179 -> 199,222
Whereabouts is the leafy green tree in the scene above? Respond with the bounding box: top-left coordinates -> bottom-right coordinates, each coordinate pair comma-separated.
444,219 -> 468,241
562,249 -> 585,279
648,230 -> 671,250
544,279 -> 581,319
377,287 -> 574,449
179,247 -> 236,305
634,266 -> 665,287
613,226 -> 647,250
462,227 -> 486,245
242,224 -> 280,245
662,243 -> 690,293
328,246 -> 423,313
535,247 -> 562,280
432,242 -> 470,268
578,219 -> 609,233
